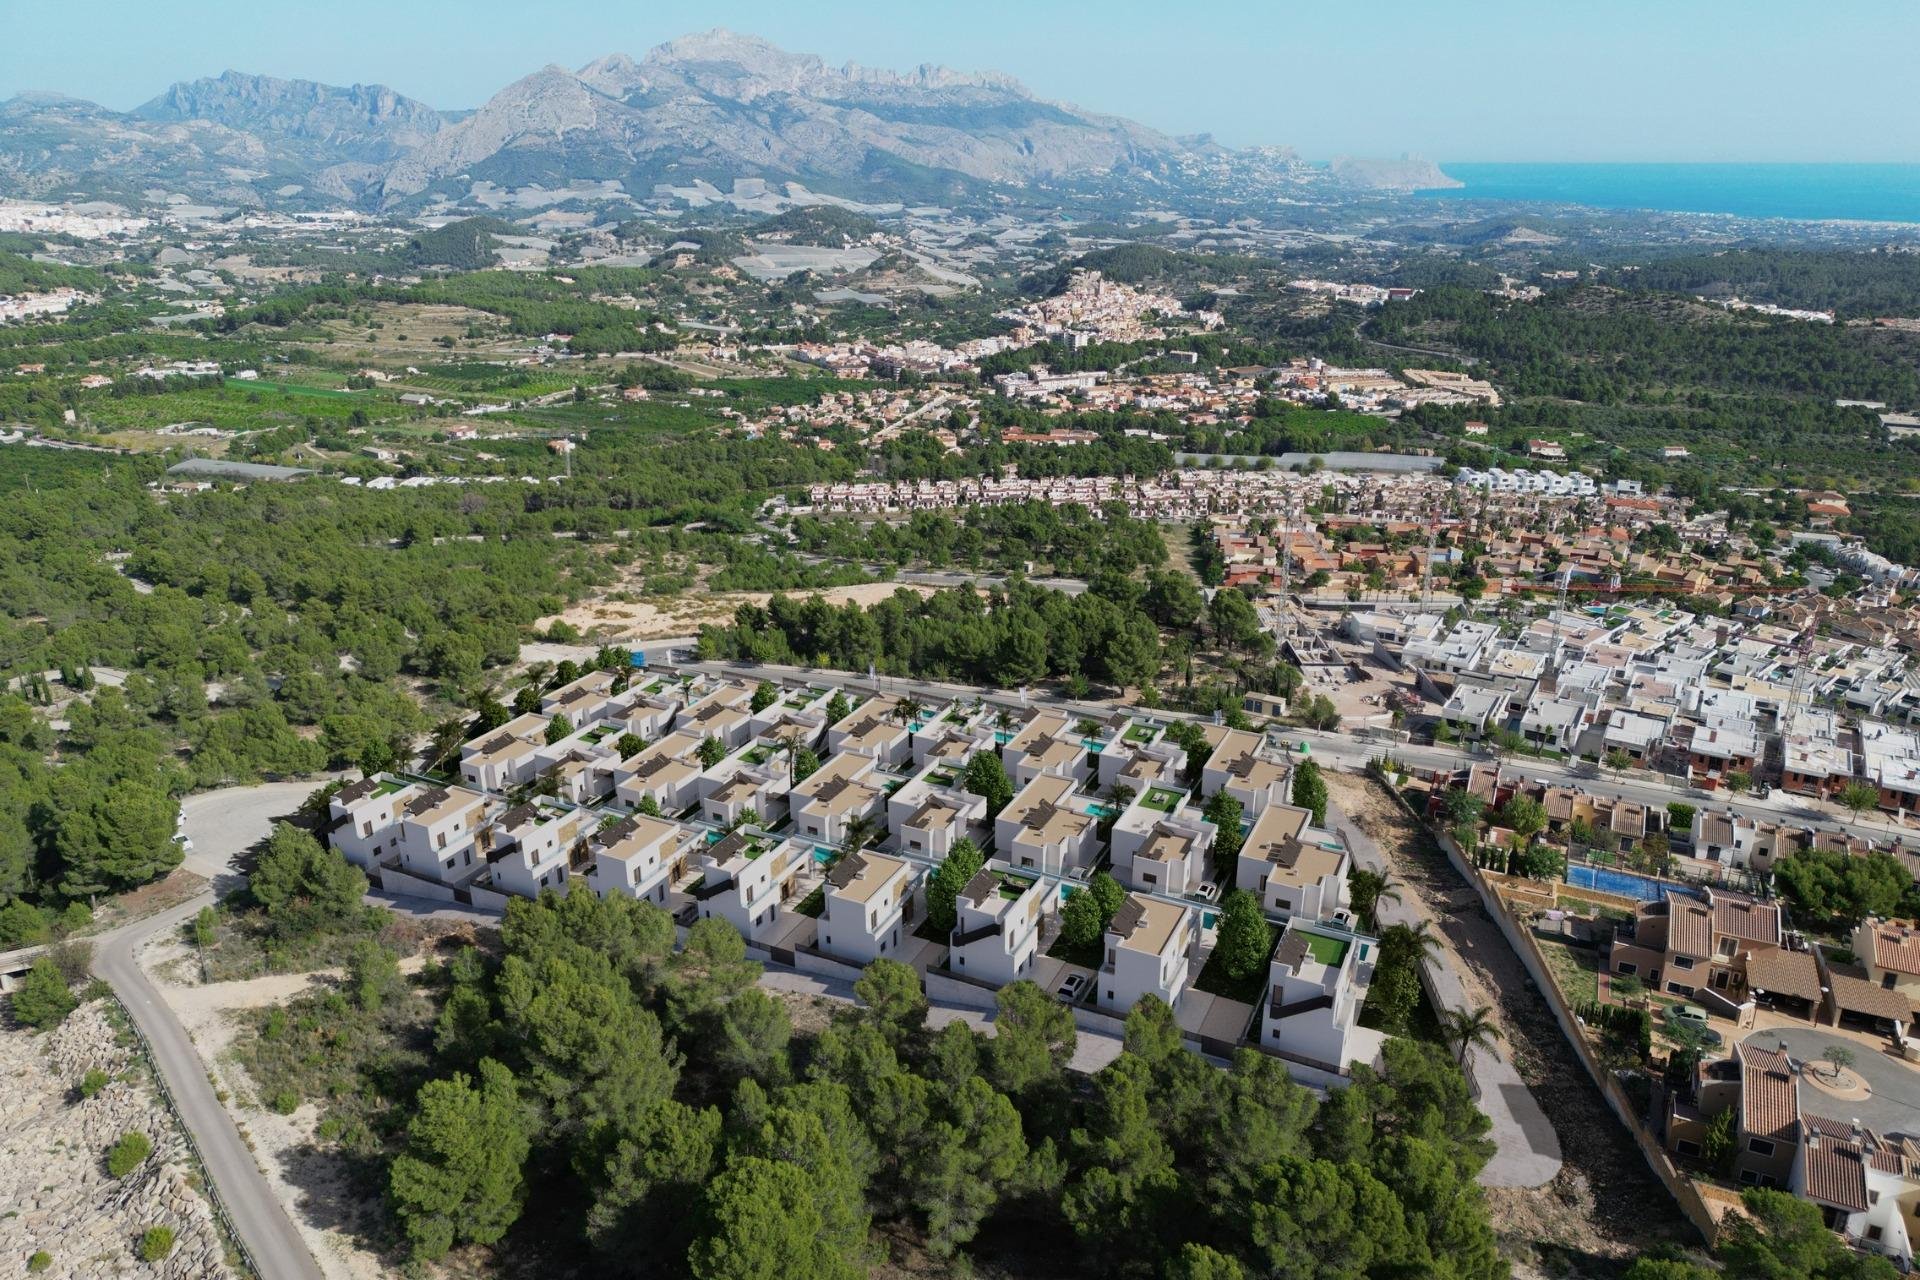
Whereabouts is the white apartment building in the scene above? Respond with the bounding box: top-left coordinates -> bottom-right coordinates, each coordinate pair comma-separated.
994,774 -> 1101,877
948,868 -> 1046,985
1097,893 -> 1196,1014
690,830 -> 806,943
1260,922 -> 1376,1075
1236,804 -> 1351,924
819,851 -> 916,964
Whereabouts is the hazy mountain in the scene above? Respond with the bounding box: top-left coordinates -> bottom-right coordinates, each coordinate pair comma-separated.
374,29 -> 1189,204
0,30 -> 1443,211
135,71 -> 448,164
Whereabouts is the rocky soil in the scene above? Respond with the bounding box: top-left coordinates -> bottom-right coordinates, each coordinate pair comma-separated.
1,999 -> 234,1279
1325,771 -> 1696,1279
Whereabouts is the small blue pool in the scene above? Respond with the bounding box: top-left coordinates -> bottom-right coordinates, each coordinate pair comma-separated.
813,846 -> 836,864
1566,864 -> 1694,902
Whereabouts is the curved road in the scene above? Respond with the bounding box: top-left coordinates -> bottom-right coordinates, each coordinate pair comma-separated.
97,898 -> 324,1280
99,781 -> 329,1280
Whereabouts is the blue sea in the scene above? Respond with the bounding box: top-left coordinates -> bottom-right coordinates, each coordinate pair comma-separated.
1417,163 -> 1920,224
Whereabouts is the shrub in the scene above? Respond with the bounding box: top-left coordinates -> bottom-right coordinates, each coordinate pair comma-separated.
27,1252 -> 51,1273
78,1068 -> 110,1100
106,1131 -> 153,1178
269,1089 -> 300,1115
10,956 -> 77,1030
136,1226 -> 175,1262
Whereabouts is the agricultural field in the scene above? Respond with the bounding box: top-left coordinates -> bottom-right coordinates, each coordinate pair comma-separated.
300,300 -> 514,357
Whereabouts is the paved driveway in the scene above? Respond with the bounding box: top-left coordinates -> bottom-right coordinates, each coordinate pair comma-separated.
1744,1025 -> 1920,1134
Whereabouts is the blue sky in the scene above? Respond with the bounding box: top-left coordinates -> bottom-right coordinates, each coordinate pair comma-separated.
5,0 -> 1918,162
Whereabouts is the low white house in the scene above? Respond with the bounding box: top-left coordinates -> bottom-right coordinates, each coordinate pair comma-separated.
1108,784 -> 1216,897
1235,804 -> 1351,924
994,774 -> 1100,877
820,851 -> 915,964
483,801 -> 594,900
689,830 -> 806,943
948,868 -> 1046,985
1259,922 -> 1376,1075
587,813 -> 692,905
1097,893 -> 1196,1014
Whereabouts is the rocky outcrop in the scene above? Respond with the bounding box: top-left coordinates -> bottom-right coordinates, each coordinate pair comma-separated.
1328,153 -> 1462,191
134,71 -> 447,163
376,28 -> 1188,201
1,1001 -> 233,1279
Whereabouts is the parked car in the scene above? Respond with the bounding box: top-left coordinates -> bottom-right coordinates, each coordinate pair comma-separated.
1666,1004 -> 1711,1032
1192,881 -> 1220,903
1663,1004 -> 1722,1045
674,903 -> 699,927
1056,973 -> 1087,1003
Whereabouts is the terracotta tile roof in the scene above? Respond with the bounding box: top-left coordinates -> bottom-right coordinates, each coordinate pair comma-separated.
1738,1042 -> 1799,1144
1710,891 -> 1782,948
1667,892 -> 1713,959
1866,920 -> 1920,976
1827,970 -> 1914,1023
1743,948 -> 1821,1003
1799,1127 -> 1869,1213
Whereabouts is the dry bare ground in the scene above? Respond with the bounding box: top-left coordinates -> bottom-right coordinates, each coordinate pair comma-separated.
140,935 -> 436,1280
543,580 -> 940,641
1325,771 -> 1694,1279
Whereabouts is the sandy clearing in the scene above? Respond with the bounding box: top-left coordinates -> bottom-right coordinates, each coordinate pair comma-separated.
543,580 -> 942,641
142,939 -> 432,1280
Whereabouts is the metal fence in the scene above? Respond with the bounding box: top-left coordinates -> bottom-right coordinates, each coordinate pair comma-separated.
108,993 -> 261,1280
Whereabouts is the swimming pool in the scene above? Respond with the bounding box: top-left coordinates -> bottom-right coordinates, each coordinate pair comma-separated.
1566,864 -> 1694,902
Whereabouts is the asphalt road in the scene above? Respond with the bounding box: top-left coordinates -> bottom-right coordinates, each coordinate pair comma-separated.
97,897 -> 325,1280
96,781 -> 329,1280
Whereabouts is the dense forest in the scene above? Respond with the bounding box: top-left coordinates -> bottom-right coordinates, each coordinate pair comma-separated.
1601,248 -> 1920,320
239,879 -> 1507,1278
786,501 -> 1169,577
1371,285 -> 1920,406
699,581 -> 1165,694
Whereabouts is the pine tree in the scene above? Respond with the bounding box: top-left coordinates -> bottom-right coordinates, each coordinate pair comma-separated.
389,1059 -> 533,1260
1291,760 -> 1328,826
10,956 -> 76,1030
1214,890 -> 1273,980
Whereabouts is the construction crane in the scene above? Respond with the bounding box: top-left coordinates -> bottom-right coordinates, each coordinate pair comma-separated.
1780,625 -> 1819,731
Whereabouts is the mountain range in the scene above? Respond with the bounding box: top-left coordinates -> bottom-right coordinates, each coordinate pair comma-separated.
0,29 -> 1451,212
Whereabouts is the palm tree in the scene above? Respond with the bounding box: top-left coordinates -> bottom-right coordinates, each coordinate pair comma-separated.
1442,1005 -> 1502,1069
894,695 -> 926,734
1347,868 -> 1402,930
840,814 -> 880,857
1380,919 -> 1442,969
